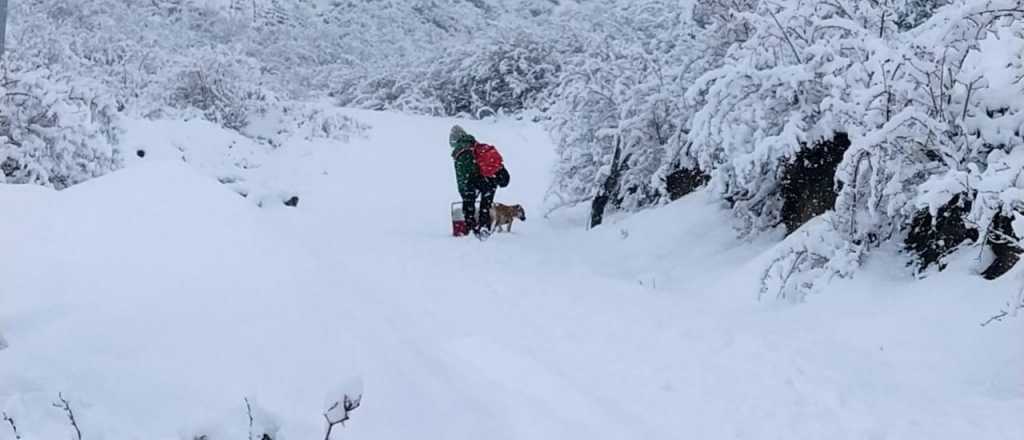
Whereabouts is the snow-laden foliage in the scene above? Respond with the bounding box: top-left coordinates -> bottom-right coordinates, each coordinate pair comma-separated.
0,64 -> 122,189
0,0 -> 522,192
339,31 -> 563,118
760,214 -> 865,302
545,1 -> 719,222
167,49 -> 268,131
4,0 -> 522,120
956,12 -> 1024,241
544,0 -> 1024,298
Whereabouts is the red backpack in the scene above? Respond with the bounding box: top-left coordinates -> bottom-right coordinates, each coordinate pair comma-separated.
472,143 -> 504,178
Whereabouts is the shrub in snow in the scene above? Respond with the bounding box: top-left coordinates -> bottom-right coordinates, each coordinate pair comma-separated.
428,33 -> 561,118
760,215 -> 865,302
295,109 -> 371,143
337,30 -> 563,119
169,52 -> 267,131
545,7 -> 701,225
682,0 -> 1024,293
0,65 -> 123,189
544,0 -> 740,225
334,71 -> 444,116
687,1 -> 909,237
902,2 -> 1024,279
241,102 -> 371,148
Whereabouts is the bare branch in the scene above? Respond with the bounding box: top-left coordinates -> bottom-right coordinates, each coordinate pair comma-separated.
52,393 -> 82,440
245,397 -> 255,440
981,309 -> 1010,327
766,6 -> 803,64
2,412 -> 20,440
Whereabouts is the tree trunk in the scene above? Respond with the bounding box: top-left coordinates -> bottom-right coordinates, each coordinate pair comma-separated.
590,138 -> 622,229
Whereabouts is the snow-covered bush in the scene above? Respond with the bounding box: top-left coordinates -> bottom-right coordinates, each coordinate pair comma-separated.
0,65 -> 122,189
760,214 -> 866,302
428,33 -> 562,117
244,102 -> 372,146
332,71 -> 442,115
545,1 -> 718,225
168,51 -> 267,130
336,28 -> 565,118
688,0 -> 908,236
545,36 -> 650,224
541,0 -> 1024,296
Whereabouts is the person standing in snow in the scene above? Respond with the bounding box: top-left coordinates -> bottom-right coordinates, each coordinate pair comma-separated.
450,125 -> 509,236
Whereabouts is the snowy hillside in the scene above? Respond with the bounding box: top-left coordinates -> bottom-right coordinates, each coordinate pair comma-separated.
2,111 -> 1021,439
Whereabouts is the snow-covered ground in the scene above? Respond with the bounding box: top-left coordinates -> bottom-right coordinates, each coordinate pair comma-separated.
2,110 -> 1022,439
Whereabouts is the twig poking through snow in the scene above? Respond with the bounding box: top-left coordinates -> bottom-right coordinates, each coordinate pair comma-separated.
52,393 -> 82,440
2,411 -> 21,439
245,397 -> 255,440
981,310 -> 1009,327
981,285 -> 1024,327
323,394 -> 361,440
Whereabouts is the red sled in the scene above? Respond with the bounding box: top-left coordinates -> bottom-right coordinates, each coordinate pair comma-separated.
452,202 -> 467,236
451,201 -> 480,237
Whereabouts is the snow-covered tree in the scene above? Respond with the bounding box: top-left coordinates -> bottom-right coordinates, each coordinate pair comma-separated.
545,1 -> 718,225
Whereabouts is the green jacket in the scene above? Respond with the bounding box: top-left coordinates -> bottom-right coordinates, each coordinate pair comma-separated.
451,133 -> 478,195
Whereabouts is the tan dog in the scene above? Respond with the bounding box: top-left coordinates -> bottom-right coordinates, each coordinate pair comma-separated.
490,203 -> 526,232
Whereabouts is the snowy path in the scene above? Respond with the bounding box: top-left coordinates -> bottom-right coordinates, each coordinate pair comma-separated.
2,110 -> 1023,439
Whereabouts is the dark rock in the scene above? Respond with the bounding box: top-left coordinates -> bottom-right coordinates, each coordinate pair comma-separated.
284,196 -> 300,207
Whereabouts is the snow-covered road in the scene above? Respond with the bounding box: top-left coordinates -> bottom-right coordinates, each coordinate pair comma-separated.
2,110 -> 1022,439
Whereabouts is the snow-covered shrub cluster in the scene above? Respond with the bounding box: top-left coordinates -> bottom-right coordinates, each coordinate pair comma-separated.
544,0 -> 1024,299
760,214 -> 865,303
0,63 -> 122,189
0,0 -> 581,193
334,18 -> 566,118
3,0 -> 414,194
168,52 -> 268,131
546,2 -> 711,224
